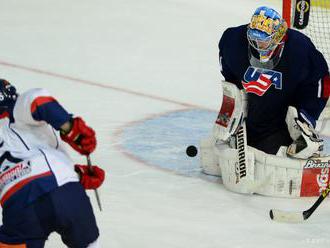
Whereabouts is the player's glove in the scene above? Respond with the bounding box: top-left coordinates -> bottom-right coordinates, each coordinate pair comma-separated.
287,118 -> 323,159
75,164 -> 105,189
60,117 -> 96,155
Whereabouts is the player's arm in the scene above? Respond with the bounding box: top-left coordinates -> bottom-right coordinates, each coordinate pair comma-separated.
294,74 -> 329,127
287,77 -> 329,159
31,91 -> 103,189
294,41 -> 329,124
287,45 -> 329,158
33,95 -> 96,155
218,28 -> 241,86
215,29 -> 248,140
16,88 -> 96,155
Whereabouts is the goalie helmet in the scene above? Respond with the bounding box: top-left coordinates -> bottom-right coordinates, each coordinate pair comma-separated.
247,6 -> 288,69
0,79 -> 18,115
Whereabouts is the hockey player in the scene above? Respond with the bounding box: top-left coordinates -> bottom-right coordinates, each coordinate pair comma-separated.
200,6 -> 330,197
0,80 -> 105,247
217,6 -> 329,158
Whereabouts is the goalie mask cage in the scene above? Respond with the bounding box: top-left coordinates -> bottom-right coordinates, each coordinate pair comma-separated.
283,0 -> 330,119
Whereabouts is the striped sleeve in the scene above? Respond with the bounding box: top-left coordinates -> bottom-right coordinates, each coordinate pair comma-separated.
14,88 -> 72,130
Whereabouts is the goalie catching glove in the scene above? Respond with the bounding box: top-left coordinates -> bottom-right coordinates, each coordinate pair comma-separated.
75,164 -> 105,189
287,118 -> 323,159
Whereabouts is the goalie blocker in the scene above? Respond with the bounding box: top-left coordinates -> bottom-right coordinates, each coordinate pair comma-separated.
200,82 -> 329,197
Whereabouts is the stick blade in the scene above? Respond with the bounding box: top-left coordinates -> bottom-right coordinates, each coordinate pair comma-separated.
269,209 -> 305,223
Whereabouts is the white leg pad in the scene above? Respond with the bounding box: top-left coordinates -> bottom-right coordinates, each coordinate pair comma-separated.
200,137 -> 221,176
216,145 -> 256,194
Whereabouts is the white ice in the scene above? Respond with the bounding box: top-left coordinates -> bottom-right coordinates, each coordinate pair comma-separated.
1,0 -> 330,247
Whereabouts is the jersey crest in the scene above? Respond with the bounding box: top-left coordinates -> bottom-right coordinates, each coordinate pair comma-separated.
242,66 -> 282,96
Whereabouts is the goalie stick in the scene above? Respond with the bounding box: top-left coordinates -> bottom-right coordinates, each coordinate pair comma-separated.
269,183 -> 330,223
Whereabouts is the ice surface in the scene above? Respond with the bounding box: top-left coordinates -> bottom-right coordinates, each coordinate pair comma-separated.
120,107 -> 330,176
1,0 -> 330,247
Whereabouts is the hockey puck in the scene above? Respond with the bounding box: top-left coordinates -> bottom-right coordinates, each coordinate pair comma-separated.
186,145 -> 198,157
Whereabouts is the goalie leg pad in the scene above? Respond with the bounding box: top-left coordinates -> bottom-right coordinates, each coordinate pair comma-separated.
200,137 -> 221,176
216,144 -> 304,197
216,145 -> 256,194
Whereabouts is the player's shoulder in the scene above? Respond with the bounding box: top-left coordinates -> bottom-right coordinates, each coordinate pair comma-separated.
21,88 -> 51,98
15,88 -> 51,110
286,29 -> 313,48
220,24 -> 248,42
219,24 -> 248,54
18,88 -> 51,102
286,28 -> 327,66
285,29 -> 322,59
223,24 -> 248,35
13,88 -> 54,125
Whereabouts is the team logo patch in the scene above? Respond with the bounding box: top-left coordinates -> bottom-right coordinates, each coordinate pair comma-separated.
242,66 -> 282,96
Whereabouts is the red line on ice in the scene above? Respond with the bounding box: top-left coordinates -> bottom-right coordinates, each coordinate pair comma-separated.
0,60 -> 202,109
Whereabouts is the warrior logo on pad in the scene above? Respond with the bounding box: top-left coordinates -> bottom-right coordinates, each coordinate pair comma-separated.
242,66 -> 282,96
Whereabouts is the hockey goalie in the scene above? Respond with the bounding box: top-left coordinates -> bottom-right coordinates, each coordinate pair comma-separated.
200,6 -> 330,198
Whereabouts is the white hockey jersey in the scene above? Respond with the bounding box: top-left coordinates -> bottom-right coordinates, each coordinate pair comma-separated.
0,88 -> 79,208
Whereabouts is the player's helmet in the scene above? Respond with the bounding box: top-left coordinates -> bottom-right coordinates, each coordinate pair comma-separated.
0,79 -> 18,115
247,6 -> 288,69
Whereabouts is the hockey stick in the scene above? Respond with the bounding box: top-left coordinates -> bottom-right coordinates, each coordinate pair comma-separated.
269,183 -> 330,223
87,155 -> 103,211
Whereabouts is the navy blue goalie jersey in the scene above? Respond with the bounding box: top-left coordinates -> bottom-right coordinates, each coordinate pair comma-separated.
219,24 -> 330,148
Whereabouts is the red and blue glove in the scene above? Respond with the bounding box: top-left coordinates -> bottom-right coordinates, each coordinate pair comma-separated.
75,164 -> 105,189
60,117 -> 96,155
